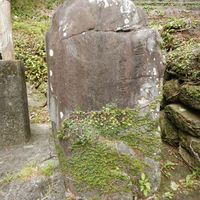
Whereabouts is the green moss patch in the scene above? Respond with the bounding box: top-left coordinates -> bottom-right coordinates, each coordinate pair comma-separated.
56,105 -> 160,197
179,84 -> 200,110
68,143 -> 142,193
166,42 -> 200,82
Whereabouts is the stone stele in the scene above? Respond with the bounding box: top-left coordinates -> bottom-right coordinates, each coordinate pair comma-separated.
0,61 -> 30,147
46,0 -> 165,130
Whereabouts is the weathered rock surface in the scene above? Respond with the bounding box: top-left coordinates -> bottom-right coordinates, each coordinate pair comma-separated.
0,61 -> 30,147
179,84 -> 200,111
179,146 -> 200,168
163,80 -> 180,103
160,111 -> 179,146
165,104 -> 200,137
46,0 -> 164,129
179,132 -> 200,164
160,30 -> 200,168
1,172 -> 66,200
27,83 -> 47,108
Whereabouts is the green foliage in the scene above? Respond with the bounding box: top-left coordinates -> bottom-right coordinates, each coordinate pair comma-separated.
41,163 -> 56,177
17,163 -> 39,181
11,0 -> 62,89
13,14 -> 49,88
185,168 -> 200,188
68,143 -> 141,193
0,173 -> 15,185
163,191 -> 174,199
14,34 -> 47,87
45,0 -> 64,9
61,105 -> 160,157
160,18 -> 197,51
139,173 -> 151,197
12,0 -> 36,18
12,0 -> 62,18
55,105 -> 160,195
162,161 -> 177,178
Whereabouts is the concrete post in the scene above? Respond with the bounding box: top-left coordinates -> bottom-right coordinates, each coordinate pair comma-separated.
0,61 -> 30,147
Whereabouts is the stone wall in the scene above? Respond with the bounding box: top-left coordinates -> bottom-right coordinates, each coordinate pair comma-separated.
160,45 -> 200,168
0,61 -> 30,147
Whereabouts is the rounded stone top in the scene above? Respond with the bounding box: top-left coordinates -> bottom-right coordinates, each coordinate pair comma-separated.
50,0 -> 147,39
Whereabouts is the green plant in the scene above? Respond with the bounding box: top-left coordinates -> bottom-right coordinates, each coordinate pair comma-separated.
162,161 -> 177,178
41,163 -> 56,177
163,191 -> 174,199
55,105 -> 160,196
185,169 -> 200,188
0,173 -> 15,185
185,174 -> 195,188
160,18 -> 198,51
12,0 -> 61,89
139,173 -> 151,197
14,33 -> 47,88
17,163 -> 40,181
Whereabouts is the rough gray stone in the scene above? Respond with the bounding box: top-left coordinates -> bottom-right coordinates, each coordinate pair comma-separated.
165,104 -> 200,137
116,141 -> 160,193
179,132 -> 200,164
163,79 -> 180,104
46,0 -> 164,130
179,146 -> 200,168
0,124 -> 66,200
160,111 -> 179,146
2,172 -> 66,200
27,83 -> 47,108
0,61 -> 30,147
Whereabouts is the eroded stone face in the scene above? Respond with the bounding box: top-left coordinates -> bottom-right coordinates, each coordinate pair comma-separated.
46,0 -> 164,129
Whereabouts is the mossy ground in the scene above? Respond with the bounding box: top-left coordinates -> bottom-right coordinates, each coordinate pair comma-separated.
56,105 -> 160,197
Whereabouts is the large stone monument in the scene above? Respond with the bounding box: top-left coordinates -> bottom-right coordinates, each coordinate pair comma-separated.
46,0 -> 164,130
46,0 -> 164,199
0,61 -> 31,147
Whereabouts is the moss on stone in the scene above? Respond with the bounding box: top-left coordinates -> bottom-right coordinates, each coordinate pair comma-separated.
56,105 -> 160,196
179,84 -> 200,110
160,111 -> 179,146
163,80 -> 180,103
55,143 -> 68,173
166,42 -> 200,82
165,104 -> 200,137
67,142 -> 142,193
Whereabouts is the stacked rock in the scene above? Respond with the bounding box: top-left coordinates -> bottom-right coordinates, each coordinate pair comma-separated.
160,44 -> 200,168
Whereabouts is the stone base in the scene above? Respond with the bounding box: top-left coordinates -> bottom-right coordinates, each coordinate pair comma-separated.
0,61 -> 30,147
